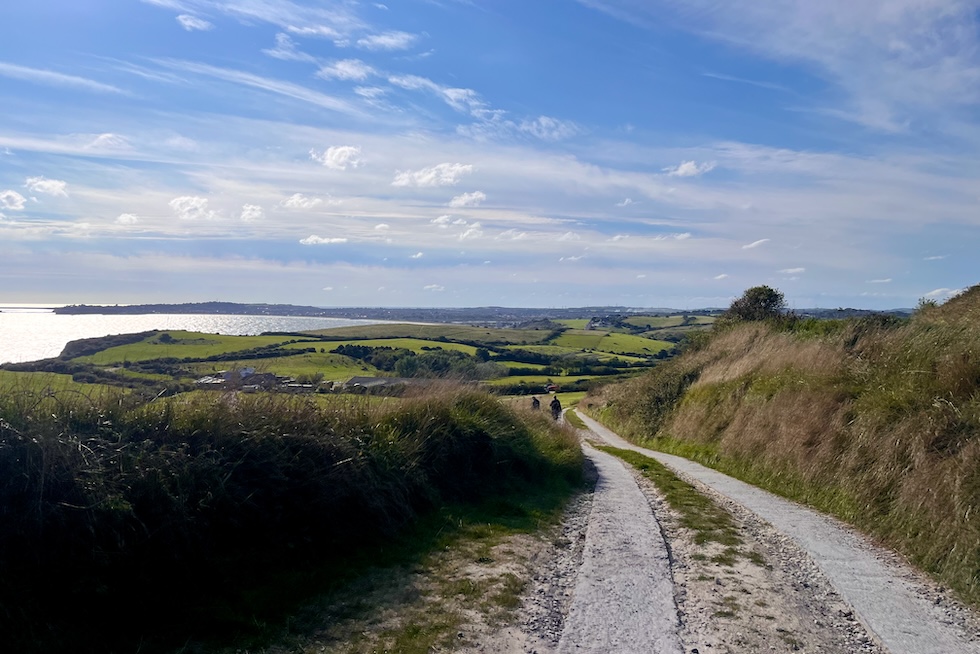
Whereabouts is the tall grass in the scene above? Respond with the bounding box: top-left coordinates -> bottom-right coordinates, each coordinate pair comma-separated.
586,284 -> 980,606
0,385 -> 581,654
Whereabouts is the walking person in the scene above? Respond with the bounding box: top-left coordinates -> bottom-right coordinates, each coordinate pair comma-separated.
550,395 -> 562,420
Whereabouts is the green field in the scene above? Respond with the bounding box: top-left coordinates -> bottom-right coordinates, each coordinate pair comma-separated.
552,331 -> 672,356
0,369 -> 118,393
623,315 -> 716,329
287,338 -> 479,356
76,331 -> 318,365
189,352 -> 375,381
555,319 -> 590,329
486,374 -> 594,387
306,323 -> 554,345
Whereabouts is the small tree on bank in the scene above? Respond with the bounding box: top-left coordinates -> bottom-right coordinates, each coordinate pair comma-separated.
723,285 -> 786,323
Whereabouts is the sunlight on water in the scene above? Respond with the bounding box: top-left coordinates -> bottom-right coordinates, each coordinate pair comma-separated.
0,311 -> 379,364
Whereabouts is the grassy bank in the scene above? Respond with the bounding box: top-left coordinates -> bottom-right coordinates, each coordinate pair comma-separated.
0,385 -> 582,653
585,285 -> 980,606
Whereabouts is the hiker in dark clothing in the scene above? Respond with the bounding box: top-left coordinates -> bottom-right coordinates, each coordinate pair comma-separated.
550,395 -> 562,420
531,396 -> 540,410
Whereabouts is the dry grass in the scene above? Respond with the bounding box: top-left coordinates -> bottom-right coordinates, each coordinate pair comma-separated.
587,284 -> 980,606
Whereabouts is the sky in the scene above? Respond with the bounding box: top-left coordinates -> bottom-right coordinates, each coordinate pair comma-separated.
1,0 -> 978,309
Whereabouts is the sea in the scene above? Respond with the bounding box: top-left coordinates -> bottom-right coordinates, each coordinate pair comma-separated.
0,305 -> 382,365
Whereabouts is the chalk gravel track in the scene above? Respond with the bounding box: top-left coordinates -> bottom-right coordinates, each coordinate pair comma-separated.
543,412 -> 980,654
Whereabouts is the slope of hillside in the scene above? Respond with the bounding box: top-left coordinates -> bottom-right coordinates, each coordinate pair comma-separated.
585,284 -> 980,605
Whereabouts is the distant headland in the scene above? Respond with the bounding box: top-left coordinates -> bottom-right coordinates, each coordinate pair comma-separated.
52,301 -> 908,323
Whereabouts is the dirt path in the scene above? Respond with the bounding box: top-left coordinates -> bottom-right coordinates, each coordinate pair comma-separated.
576,411 -> 980,654
556,444 -> 682,653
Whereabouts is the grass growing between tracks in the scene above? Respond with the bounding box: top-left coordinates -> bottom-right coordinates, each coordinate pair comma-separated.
0,385 -> 582,654
596,445 -> 742,553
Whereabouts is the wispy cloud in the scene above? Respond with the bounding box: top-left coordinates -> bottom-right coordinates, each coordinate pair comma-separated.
742,238 -> 770,249
116,213 -> 140,225
664,160 -> 716,177
155,59 -> 362,116
449,191 -> 486,207
616,198 -> 635,207
924,255 -> 947,261
580,0 -> 980,132
925,287 -> 962,299
410,251 -> 424,259
423,284 -> 445,291
263,33 -> 316,62
779,267 -> 805,274
176,14 -> 213,31
356,30 -> 417,51
316,59 -> 376,81
702,71 -> 791,93
867,278 -> 892,283
300,235 -> 347,245
392,163 -> 473,187
459,222 -> 483,240
714,273 -> 729,280
310,145 -> 362,170
0,61 -> 125,94
519,116 -> 579,141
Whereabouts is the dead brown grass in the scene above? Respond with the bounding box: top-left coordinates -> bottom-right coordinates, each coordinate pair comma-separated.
588,284 -> 980,605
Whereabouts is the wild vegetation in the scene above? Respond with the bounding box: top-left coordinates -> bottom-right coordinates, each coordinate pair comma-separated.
0,385 -> 581,653
585,284 -> 980,606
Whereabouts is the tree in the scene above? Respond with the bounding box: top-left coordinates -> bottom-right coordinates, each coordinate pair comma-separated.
724,285 -> 786,322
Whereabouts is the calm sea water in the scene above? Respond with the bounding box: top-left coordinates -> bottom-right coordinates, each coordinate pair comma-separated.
0,307 -> 381,364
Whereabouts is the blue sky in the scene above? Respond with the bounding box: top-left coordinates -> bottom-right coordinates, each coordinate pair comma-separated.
1,0 -> 978,309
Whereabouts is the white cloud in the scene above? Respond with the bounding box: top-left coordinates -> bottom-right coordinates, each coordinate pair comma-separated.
310,145 -> 361,170
498,229 -> 527,240
616,198 -> 634,207
611,234 -> 629,241
449,191 -> 486,208
156,60 -> 361,117
240,204 -> 263,222
742,238 -> 770,249
674,233 -> 692,240
423,284 -> 445,292
559,255 -> 584,262
452,218 -> 468,225
300,235 -> 347,245
0,190 -> 27,210
25,176 -> 68,197
0,61 -> 126,94
374,223 -> 389,231
559,232 -> 581,241
867,278 -> 892,283
925,287 -> 962,299
459,222 -> 483,240
924,255 -> 947,261
116,213 -> 139,225
316,59 -> 376,81
356,31 -> 417,51
263,33 -> 316,62
323,286 -> 334,291
410,252 -> 424,259
86,133 -> 130,150
779,267 -> 805,274
664,160 -> 717,177
714,273 -> 729,280
354,86 -> 386,99
169,195 -> 215,221
281,193 -> 322,209
392,163 -> 473,187
519,116 -> 579,141
636,274 -> 647,279
177,14 -> 213,31
431,215 -> 451,227
388,74 -> 489,117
